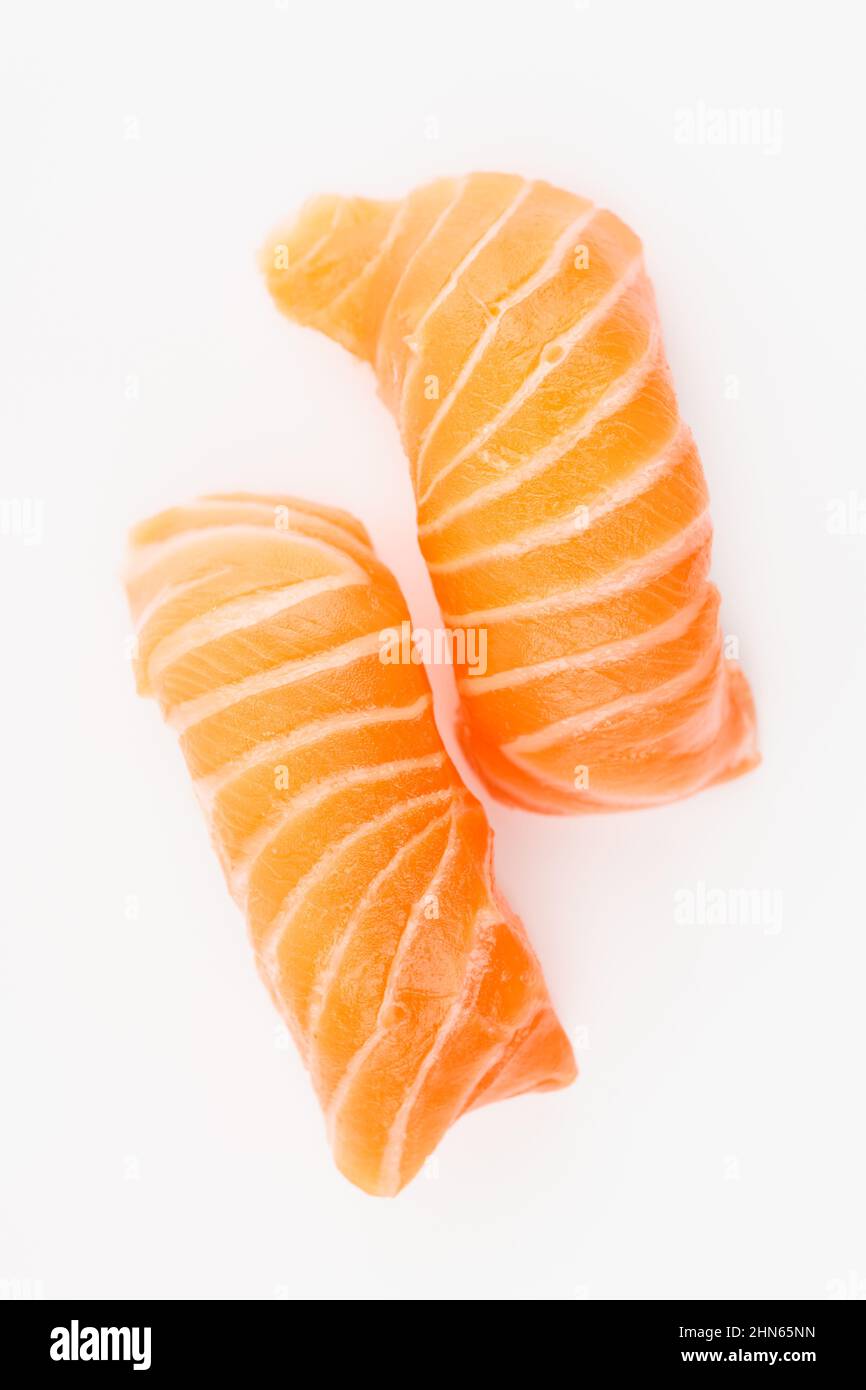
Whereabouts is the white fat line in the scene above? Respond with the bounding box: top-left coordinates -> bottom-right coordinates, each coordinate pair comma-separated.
417,251 -> 645,509
196,694 -> 433,808
564,783 -> 703,809
376,907 -> 503,1196
127,521 -> 370,587
504,634 -> 723,756
326,199 -> 409,315
420,345 -> 673,544
258,789 -> 457,1047
374,177 -> 469,386
168,629 -> 385,734
559,781 -> 680,809
325,802 -> 460,1145
130,566 -> 233,636
629,658 -> 728,758
307,805 -> 456,1093
147,573 -> 369,684
458,591 -> 711,696
484,658 -> 728,810
233,751 -> 447,908
441,509 -> 713,626
425,370 -> 679,578
467,1006 -> 561,1112
194,496 -> 375,557
461,1004 -> 548,1113
282,197 -> 344,275
505,727 -> 727,809
466,754 -> 570,814
398,180 -> 534,436
412,203 -> 598,485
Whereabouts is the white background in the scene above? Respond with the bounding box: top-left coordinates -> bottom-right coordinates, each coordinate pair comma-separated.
2,0 -> 864,1301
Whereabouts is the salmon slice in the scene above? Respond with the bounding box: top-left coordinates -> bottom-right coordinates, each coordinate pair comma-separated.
260,173 -> 759,813
124,493 -> 574,1194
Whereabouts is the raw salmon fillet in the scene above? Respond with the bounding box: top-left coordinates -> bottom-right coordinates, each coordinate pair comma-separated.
260,173 -> 759,813
124,494 -> 574,1194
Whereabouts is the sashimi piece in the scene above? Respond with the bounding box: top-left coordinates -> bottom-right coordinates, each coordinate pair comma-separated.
260,173 -> 759,813
124,493 -> 574,1194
